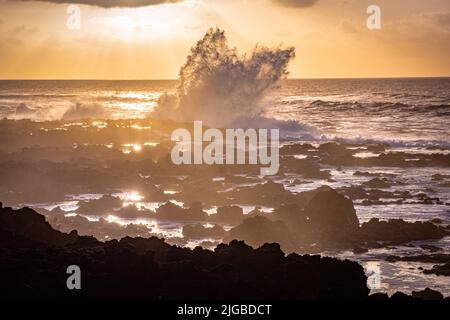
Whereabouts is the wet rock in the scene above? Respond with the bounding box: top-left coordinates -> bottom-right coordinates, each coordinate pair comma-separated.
360,218 -> 448,243
366,144 -> 386,153
424,262 -> 450,276
279,156 -> 331,179
76,195 -> 123,216
353,171 -> 396,178
352,246 -> 368,254
362,178 -> 391,189
318,143 -> 355,163
432,174 -> 450,181
198,240 -> 220,248
116,205 -> 153,219
420,244 -> 442,252
154,201 -> 208,221
223,180 -> 308,207
385,253 -> 450,264
47,212 -> 151,241
412,288 -> 444,300
209,205 -> 245,225
304,189 -> 359,231
271,203 -> 306,228
227,216 -> 294,251
183,224 -> 226,239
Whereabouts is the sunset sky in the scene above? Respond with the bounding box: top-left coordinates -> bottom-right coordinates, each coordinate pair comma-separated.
0,0 -> 449,79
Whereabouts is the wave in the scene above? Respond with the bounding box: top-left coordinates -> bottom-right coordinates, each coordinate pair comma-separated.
61,103 -> 112,120
1,102 -> 115,121
151,28 -> 298,130
286,99 -> 450,115
330,136 -> 450,149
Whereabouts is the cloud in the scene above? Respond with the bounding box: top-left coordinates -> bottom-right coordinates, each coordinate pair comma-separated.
271,0 -> 319,8
13,0 -> 184,8
425,11 -> 450,27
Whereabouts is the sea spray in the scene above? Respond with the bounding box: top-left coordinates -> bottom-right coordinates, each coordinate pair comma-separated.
152,28 -> 297,129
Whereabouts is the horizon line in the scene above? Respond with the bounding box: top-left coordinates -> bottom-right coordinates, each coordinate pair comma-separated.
0,76 -> 449,81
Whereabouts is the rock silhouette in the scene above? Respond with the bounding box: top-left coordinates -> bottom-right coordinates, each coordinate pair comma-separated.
0,204 -> 369,299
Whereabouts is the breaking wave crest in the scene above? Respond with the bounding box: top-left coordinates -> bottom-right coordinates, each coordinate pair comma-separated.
61,103 -> 111,120
150,28 -> 318,138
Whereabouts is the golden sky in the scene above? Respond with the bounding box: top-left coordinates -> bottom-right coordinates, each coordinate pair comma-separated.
0,0 -> 449,79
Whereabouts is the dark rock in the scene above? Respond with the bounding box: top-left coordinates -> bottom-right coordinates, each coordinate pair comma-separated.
360,218 -> 448,243
391,292 -> 417,300
209,205 -> 244,225
154,201 -> 208,221
366,144 -> 386,153
304,189 -> 359,231
0,205 -> 371,299
183,224 -> 226,239
362,178 -> 391,189
386,253 -> 450,264
0,206 -> 79,247
116,205 -> 152,219
352,246 -> 368,254
424,262 -> 450,276
227,216 -> 294,250
420,244 -> 442,252
412,288 -> 444,300
368,293 -> 389,300
76,195 -> 122,215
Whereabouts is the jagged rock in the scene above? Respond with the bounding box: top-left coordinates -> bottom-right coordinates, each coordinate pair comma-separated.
154,202 -> 208,221
390,292 -> 417,300
412,288 -> 444,300
352,246 -> 368,254
0,205 -> 371,299
0,206 -> 79,247
76,195 -> 122,215
209,205 -> 244,225
304,189 -> 359,231
362,178 -> 391,189
116,205 -> 152,219
424,262 -> 450,276
226,216 -> 294,250
183,224 -> 226,239
360,218 -> 448,243
368,293 -> 389,300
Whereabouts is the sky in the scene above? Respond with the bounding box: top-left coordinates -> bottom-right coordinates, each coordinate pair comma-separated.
0,0 -> 449,79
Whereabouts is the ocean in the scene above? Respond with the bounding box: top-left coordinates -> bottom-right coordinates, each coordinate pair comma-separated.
1,78 -> 449,146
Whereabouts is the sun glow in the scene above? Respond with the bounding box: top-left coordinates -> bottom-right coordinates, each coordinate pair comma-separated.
89,5 -> 189,41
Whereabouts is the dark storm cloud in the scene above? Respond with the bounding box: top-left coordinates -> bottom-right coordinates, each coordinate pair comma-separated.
13,0 -> 184,8
271,0 -> 319,8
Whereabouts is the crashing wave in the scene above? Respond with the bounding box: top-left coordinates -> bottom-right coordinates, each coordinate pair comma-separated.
150,28 -> 317,137
62,102 -> 111,120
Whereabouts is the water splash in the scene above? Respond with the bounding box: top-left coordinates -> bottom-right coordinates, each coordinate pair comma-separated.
151,28 -> 296,128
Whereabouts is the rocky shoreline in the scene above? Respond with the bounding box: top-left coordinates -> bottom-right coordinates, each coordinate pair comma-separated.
1,203 -> 448,300
1,118 -> 449,298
